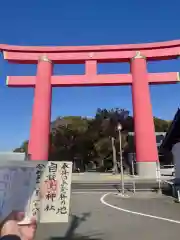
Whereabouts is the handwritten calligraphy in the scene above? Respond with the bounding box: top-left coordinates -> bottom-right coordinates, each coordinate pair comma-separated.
32,164 -> 45,216
44,162 -> 58,212
40,161 -> 72,223
56,163 -> 70,215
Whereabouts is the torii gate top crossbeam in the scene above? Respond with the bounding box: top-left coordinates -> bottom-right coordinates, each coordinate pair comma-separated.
1,39 -> 180,63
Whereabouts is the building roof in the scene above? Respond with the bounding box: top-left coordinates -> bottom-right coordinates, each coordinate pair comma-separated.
160,108 -> 180,151
0,152 -> 25,161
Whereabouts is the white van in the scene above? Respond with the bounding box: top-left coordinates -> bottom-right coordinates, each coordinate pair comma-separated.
160,165 -> 175,176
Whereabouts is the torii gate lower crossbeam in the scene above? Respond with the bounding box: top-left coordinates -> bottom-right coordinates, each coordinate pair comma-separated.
2,40 -> 180,178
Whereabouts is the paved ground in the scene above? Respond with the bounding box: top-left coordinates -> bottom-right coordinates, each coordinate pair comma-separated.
72,173 -> 132,182
72,172 -> 173,183
104,192 -> 180,221
36,192 -> 180,240
71,181 -> 170,192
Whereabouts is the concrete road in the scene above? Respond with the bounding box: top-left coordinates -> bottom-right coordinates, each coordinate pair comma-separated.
36,192 -> 180,240
72,172 -> 173,183
71,181 -> 170,192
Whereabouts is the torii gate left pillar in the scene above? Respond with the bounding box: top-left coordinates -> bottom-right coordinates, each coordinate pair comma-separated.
28,55 -> 52,160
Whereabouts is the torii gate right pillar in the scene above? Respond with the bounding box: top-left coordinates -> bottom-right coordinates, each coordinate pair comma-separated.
131,52 -> 158,178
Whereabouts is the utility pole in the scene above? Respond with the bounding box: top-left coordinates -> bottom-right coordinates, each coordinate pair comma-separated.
111,137 -> 118,174
117,123 -> 125,195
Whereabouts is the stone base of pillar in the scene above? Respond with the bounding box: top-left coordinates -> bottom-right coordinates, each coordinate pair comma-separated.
137,162 -> 157,179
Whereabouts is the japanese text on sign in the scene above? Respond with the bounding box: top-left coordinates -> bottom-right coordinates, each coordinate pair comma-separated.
56,163 -> 70,215
40,161 -> 72,223
31,164 -> 45,217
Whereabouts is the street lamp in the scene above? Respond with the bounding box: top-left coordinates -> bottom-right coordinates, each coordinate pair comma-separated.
117,123 -> 125,195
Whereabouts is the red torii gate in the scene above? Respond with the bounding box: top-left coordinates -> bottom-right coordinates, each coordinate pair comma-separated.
0,39 -> 180,178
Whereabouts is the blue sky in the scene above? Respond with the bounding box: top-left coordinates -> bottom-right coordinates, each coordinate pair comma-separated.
0,0 -> 180,151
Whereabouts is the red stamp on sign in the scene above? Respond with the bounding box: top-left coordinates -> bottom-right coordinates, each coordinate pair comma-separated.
44,179 -> 58,192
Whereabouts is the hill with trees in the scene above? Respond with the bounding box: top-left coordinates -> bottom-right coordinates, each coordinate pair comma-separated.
14,108 -> 171,171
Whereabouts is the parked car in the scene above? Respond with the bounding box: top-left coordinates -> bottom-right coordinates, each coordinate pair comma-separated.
160,165 -> 175,176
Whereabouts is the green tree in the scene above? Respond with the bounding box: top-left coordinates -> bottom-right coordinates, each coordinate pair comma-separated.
14,141 -> 28,153
14,107 -> 171,170
154,117 -> 171,132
